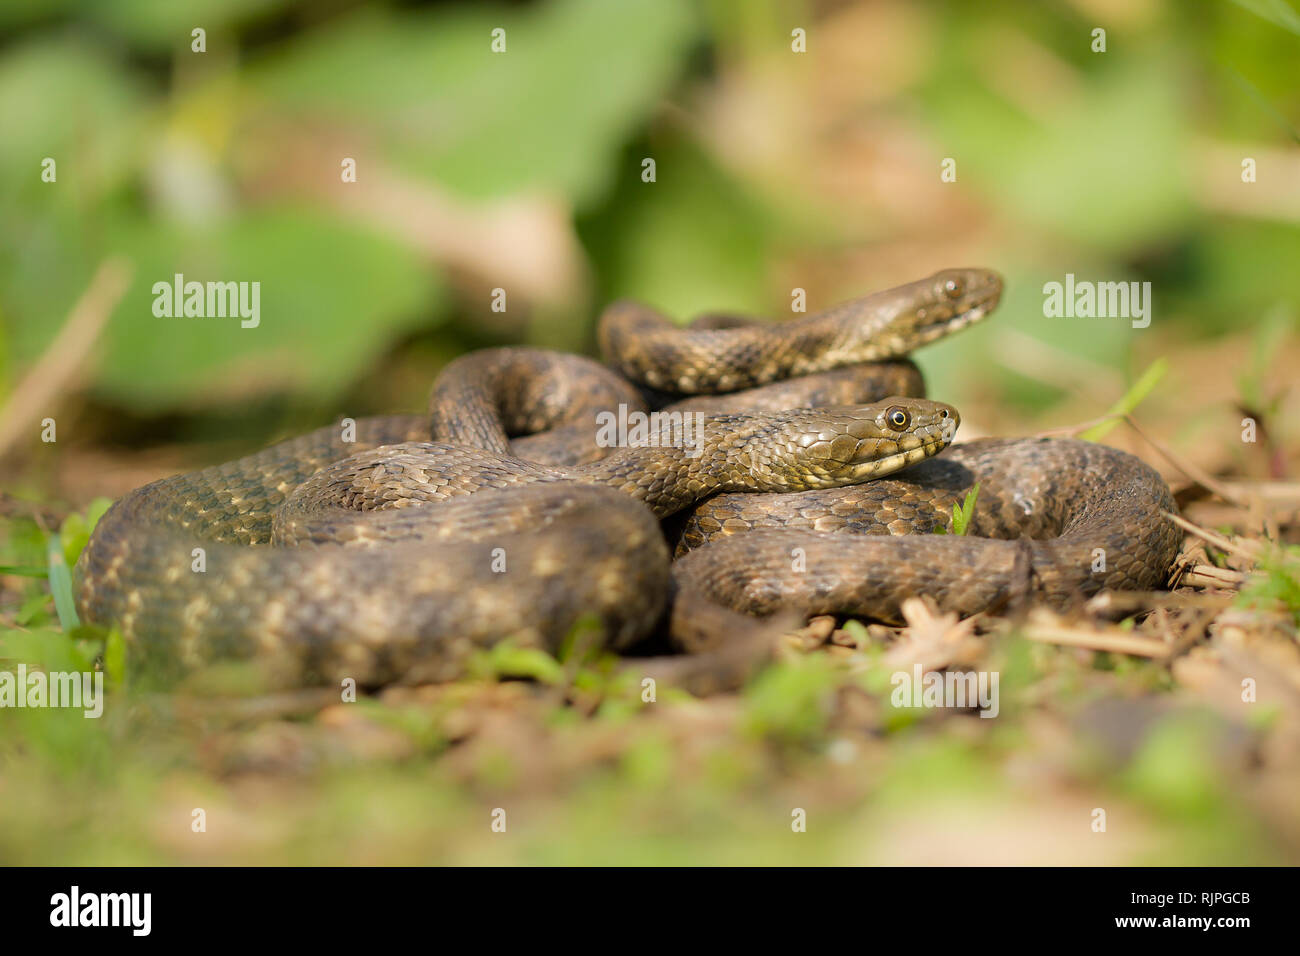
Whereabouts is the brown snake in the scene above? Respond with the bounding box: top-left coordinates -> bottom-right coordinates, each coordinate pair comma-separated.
74,267 -> 1180,688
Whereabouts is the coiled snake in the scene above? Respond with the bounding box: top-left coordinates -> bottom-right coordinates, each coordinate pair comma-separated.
75,268 -> 1180,687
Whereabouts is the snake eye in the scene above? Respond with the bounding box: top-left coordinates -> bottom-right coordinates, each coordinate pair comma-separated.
943,277 -> 964,299
886,406 -> 910,430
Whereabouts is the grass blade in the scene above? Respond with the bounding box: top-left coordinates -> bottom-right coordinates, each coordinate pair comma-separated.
45,534 -> 81,631
1081,357 -> 1168,442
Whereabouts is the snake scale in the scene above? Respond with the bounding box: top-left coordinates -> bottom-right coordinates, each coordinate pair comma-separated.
75,267 -> 1181,688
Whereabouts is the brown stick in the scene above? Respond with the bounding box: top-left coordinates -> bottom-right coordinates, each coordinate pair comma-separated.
1120,415 -> 1248,508
1023,624 -> 1171,658
0,258 -> 133,461
1163,510 -> 1263,561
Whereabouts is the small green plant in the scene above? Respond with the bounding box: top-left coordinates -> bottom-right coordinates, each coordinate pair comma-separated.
58,498 -> 113,569
45,532 -> 80,630
41,498 -> 113,632
935,483 -> 980,536
840,619 -> 871,643
1238,545 -> 1300,625
466,638 -> 565,685
742,654 -> 845,746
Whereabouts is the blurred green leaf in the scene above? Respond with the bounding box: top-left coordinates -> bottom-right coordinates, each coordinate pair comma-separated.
103,628 -> 127,688
0,564 -> 46,578
88,207 -> 441,409
58,497 -> 112,569
1230,0 -> 1300,35
1191,224 -> 1300,330
250,0 -> 697,207
84,0 -> 295,50
15,591 -> 52,627
0,37 -> 145,373
0,0 -> 80,30
0,626 -> 97,674
1123,714 -> 1228,819
925,52 -> 1193,251
468,638 -> 565,684
579,140 -> 776,320
743,655 -> 842,746
0,37 -> 143,194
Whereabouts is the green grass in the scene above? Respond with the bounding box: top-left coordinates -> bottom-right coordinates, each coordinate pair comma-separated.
1,490 -> 1296,863
2,389 -> 1298,863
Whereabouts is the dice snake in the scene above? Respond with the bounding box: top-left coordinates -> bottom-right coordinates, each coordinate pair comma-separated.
73,267 -> 1180,687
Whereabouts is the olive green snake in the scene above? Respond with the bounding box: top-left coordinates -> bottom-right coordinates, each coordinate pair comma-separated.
74,268 -> 1181,688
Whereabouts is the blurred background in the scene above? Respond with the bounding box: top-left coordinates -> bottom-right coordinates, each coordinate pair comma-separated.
0,0 -> 1298,866
1,0 -> 1296,499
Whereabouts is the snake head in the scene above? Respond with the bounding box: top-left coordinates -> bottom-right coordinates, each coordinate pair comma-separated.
864,268 -> 1002,353
739,398 -> 960,491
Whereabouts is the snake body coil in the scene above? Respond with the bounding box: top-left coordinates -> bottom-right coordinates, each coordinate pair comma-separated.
75,267 -> 1182,687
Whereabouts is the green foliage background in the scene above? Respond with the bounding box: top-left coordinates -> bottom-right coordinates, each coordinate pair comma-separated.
0,0 -> 1297,866
1,0 -> 1293,430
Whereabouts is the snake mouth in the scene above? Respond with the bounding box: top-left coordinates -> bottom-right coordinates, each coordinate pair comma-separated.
949,295 -> 998,332
922,299 -> 994,341
912,271 -> 1003,344
848,429 -> 952,481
